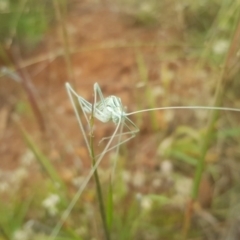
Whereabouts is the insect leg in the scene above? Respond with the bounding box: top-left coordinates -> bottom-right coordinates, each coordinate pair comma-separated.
65,82 -> 92,153
96,116 -> 139,158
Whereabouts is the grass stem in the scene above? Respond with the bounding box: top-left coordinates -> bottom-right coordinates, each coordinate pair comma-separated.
89,110 -> 110,240
53,0 -> 75,84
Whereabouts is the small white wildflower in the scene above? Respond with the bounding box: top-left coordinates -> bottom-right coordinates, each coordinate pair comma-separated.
13,226 -> 33,240
152,86 -> 165,97
132,171 -> 145,188
141,196 -> 152,210
175,177 -> 192,197
140,3 -> 152,13
0,168 -> 27,193
161,160 -> 173,177
136,193 -> 152,210
136,82 -> 146,88
0,181 -> 9,192
42,194 -> 60,216
158,137 -> 173,156
20,150 -> 35,166
0,0 -> 9,11
168,177 -> 193,208
213,40 -> 229,55
122,170 -> 131,183
13,229 -> 30,240
13,221 -> 36,240
164,111 -> 174,122
14,168 -> 28,182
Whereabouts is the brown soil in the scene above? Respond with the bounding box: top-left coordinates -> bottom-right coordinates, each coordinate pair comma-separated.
0,1 -> 215,191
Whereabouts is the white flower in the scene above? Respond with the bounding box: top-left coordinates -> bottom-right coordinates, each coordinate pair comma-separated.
122,170 -> 131,183
140,3 -> 152,13
13,221 -> 34,240
141,196 -> 152,210
213,40 -> 229,55
20,150 -> 35,166
0,0 -> 9,11
132,171 -> 145,188
0,181 -> 9,192
136,193 -> 152,210
42,194 -> 60,216
171,177 -> 193,208
175,177 -> 192,197
161,160 -> 173,177
14,168 -> 28,182
13,229 -> 30,240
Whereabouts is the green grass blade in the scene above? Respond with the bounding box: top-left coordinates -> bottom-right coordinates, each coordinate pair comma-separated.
18,124 -> 65,191
10,198 -> 32,233
170,150 -> 198,166
136,51 -> 159,131
106,182 -> 113,230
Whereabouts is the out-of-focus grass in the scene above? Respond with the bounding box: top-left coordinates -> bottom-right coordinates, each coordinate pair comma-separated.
1,0 -> 240,239
0,0 -> 53,48
136,51 -> 159,131
18,124 -> 65,192
0,197 -> 31,240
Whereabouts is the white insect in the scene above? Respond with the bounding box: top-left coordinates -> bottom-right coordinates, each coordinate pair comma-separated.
66,82 -> 139,155
50,83 -> 138,238
51,82 -> 240,238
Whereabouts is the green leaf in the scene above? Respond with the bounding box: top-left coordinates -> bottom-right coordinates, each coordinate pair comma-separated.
18,124 -> 65,192
170,150 -> 198,166
218,127 -> 240,139
106,182 -> 113,230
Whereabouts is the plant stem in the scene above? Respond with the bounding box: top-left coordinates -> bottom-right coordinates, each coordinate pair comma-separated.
53,0 -> 75,84
89,115 -> 110,240
136,52 -> 159,131
11,47 -> 46,132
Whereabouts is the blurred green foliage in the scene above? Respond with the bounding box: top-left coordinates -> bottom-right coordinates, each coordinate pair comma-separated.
0,0 -> 53,47
0,0 -> 240,239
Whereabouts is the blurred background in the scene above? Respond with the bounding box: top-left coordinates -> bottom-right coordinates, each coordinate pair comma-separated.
0,0 -> 240,239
